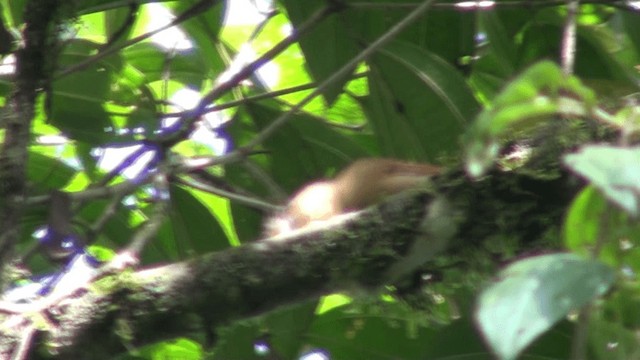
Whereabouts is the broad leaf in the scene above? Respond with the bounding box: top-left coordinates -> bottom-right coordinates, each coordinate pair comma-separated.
476,253 -> 615,360
564,145 -> 640,217
365,41 -> 477,160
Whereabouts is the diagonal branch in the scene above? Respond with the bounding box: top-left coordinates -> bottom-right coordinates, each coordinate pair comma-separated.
0,189 -> 447,359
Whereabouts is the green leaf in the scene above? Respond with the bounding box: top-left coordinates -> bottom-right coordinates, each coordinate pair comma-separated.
133,337 -> 203,360
364,41 -> 478,160
212,301 -> 317,360
51,39 -> 121,144
621,12 -> 640,60
518,12 -> 639,91
280,0 -> 359,105
464,60 -> 596,177
564,184 -> 640,270
170,185 -> 230,254
27,152 -> 77,190
247,101 -> 368,189
347,1 -> 475,68
563,186 -> 607,253
166,0 -> 226,88
104,5 -> 135,49
476,253 -> 615,360
0,0 -> 26,26
77,199 -> 134,248
308,306 -> 489,360
588,317 -> 640,360
564,145 -> 640,216
479,11 -> 516,75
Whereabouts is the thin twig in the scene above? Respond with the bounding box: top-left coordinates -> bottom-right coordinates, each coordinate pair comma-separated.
85,192 -> 127,244
25,173 -> 154,207
243,0 -> 439,151
124,171 -> 170,256
349,0 -> 634,11
173,5 -> 339,140
163,71 -> 368,120
99,3 -> 138,52
176,176 -> 281,212
561,0 -> 579,75
174,0 -> 439,173
247,9 -> 279,41
242,160 -> 288,202
56,0 -> 220,79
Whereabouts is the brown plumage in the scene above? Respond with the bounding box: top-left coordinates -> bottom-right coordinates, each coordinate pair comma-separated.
264,158 -> 441,238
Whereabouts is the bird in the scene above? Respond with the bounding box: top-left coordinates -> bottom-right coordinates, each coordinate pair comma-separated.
263,158 -> 442,237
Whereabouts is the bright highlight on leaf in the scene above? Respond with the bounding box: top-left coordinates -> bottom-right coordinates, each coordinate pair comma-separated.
564,145 -> 640,217
563,186 -> 607,254
475,253 -> 614,360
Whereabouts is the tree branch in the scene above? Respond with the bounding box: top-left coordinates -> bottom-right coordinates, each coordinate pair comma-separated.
0,0 -> 64,285
1,189 -> 448,359
0,125 -> 589,358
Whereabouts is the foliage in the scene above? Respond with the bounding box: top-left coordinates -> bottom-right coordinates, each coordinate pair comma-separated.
2,0 -> 640,359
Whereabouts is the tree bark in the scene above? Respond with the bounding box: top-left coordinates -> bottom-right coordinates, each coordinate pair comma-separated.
0,155 -> 582,359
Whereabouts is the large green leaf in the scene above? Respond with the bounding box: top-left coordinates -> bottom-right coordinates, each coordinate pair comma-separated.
104,5 -> 136,49
588,317 -> 640,360
476,253 -> 615,360
280,0 -> 359,105
346,0 -> 475,68
518,10 -> 638,91
51,39 -> 121,144
621,11 -> 640,61
247,101 -> 368,190
0,0 -> 26,26
76,199 -> 134,248
167,0 -> 226,87
478,11 -> 516,76
364,41 -> 478,160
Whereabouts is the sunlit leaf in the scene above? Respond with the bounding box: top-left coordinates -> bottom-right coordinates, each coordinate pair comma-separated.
564,145 -> 640,217
280,0 -> 359,104
134,337 -> 203,360
563,186 -> 607,253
